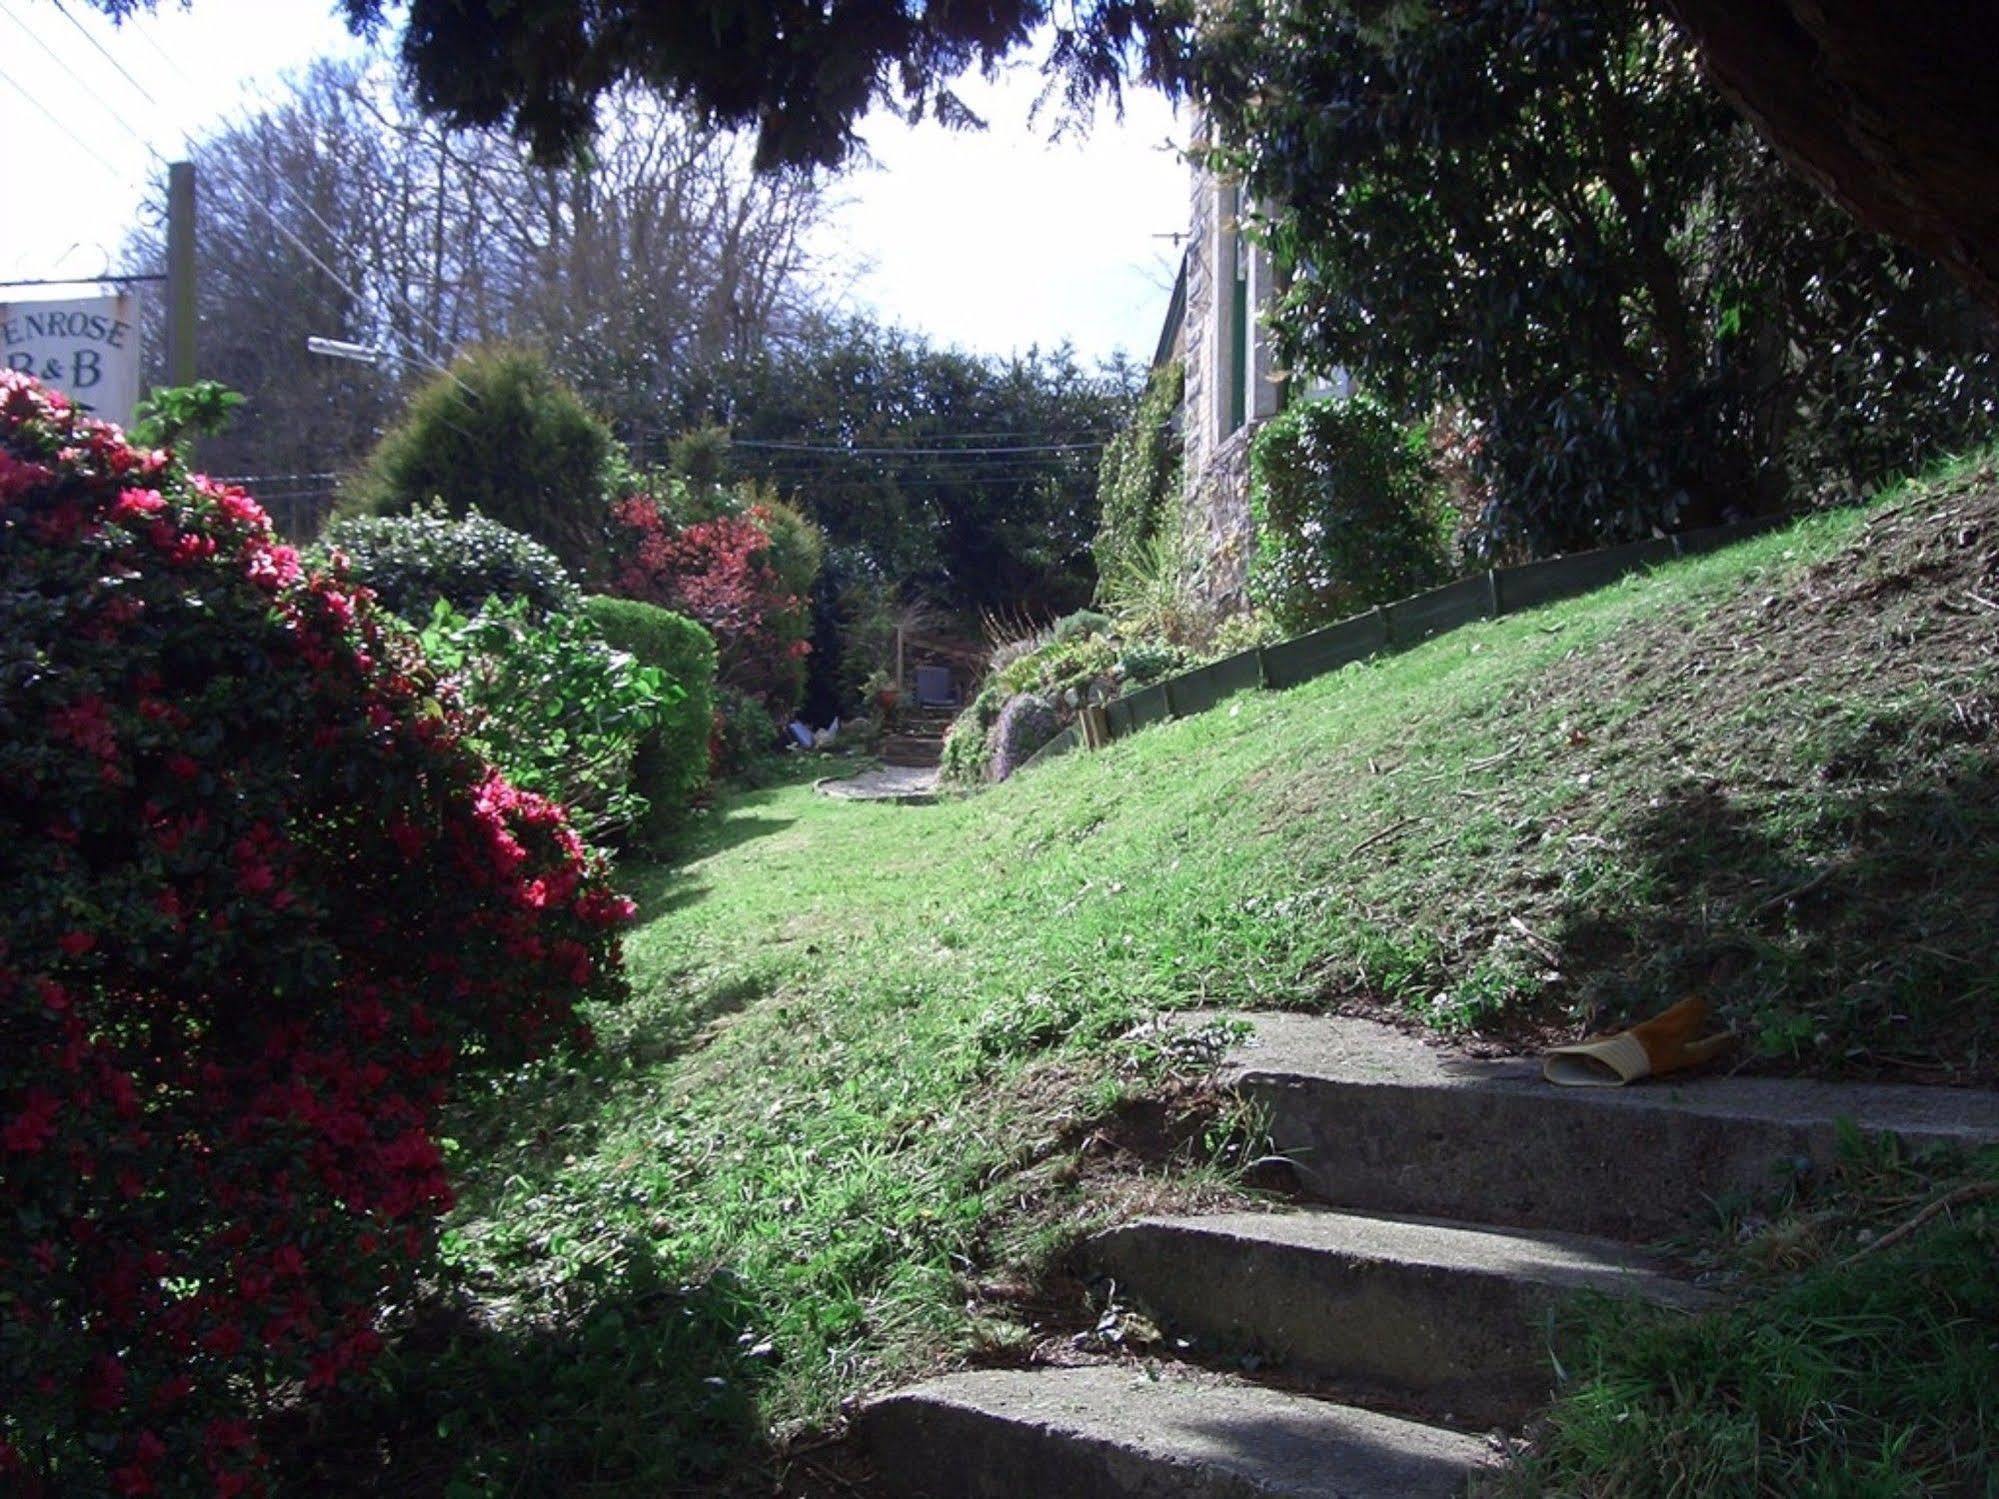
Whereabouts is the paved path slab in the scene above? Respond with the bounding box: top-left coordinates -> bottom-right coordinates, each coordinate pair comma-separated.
814,765 -> 940,803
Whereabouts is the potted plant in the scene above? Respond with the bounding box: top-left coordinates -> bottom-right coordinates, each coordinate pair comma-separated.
865,667 -> 901,723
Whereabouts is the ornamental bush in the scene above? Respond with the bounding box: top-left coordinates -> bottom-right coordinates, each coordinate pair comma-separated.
608,491 -> 816,723
0,373 -> 631,1497
710,685 -> 779,780
1248,394 -> 1450,633
341,347 -> 619,581
417,598 -> 678,848
316,505 -> 582,623
582,597 -> 717,838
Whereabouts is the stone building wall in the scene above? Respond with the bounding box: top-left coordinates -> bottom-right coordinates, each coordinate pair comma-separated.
1175,151 -> 1282,619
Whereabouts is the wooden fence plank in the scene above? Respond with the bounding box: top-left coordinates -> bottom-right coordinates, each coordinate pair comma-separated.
1123,683 -> 1171,730
1260,611 -> 1390,690
1385,574 -> 1492,646
1208,648 -> 1266,697
1079,513 -> 1791,752
1675,514 -> 1786,557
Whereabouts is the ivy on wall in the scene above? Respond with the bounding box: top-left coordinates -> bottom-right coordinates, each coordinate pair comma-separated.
1090,360 -> 1185,594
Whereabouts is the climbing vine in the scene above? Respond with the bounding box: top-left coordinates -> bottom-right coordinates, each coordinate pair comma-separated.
1091,360 -> 1184,593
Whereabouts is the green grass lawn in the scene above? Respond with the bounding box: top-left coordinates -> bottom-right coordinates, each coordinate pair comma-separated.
321,456 -> 1998,1493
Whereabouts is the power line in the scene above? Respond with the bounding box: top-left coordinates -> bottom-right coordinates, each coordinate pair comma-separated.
0,272 -> 167,289
213,471 -> 343,485
635,429 -> 1116,445
20,33 -> 470,396
47,0 -> 163,108
731,439 -> 1106,456
0,0 -> 157,150
0,57 -> 136,184
35,6 -> 473,390
131,46 -> 467,368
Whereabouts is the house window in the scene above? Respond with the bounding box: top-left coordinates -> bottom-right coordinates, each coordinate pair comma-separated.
1218,181 -> 1252,440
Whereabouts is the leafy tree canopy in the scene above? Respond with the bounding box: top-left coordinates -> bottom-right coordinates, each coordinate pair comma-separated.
84,0 -> 1171,170
660,320 -> 1140,617
1191,0 -> 1995,554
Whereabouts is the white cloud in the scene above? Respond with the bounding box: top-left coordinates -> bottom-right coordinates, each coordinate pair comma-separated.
1,4 -> 1189,364
817,65 -> 1189,366
0,0 -> 362,284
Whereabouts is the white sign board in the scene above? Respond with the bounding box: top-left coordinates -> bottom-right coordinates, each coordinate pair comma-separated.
0,293 -> 145,428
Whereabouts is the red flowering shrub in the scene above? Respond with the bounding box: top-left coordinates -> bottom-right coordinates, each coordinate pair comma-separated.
608,494 -> 812,721
0,373 -> 633,1496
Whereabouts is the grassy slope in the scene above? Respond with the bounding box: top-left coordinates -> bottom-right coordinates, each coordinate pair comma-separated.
365,458 -> 1996,1493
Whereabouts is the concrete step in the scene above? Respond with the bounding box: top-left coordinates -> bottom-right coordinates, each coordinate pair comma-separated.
862,1364 -> 1497,1498
1088,1208 -> 1711,1425
1227,1013 -> 1999,1241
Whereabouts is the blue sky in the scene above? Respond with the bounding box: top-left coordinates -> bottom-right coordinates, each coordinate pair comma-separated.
0,0 -> 1189,367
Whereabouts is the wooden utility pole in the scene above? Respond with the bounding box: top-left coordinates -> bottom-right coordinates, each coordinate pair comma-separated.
165,161 -> 196,385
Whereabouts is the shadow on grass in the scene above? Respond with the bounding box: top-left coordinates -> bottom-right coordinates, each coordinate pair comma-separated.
613,808 -> 796,920
277,1255 -> 776,1496
1550,742 -> 1998,1083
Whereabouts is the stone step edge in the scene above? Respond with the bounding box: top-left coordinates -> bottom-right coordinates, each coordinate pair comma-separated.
1084,1208 -> 1716,1428
1090,1207 -> 1717,1307
1222,1011 -> 1999,1141
861,1364 -> 1500,1499
1216,1011 -> 1999,1241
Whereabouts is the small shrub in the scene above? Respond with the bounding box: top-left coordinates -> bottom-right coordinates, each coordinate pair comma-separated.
1049,608 -> 1113,645
996,634 -> 1119,704
0,372 -> 629,1495
419,598 -> 676,847
940,683 -> 1007,787
1210,607 -> 1284,657
711,685 -> 780,781
342,347 -> 619,581
989,693 -> 1060,781
1099,520 -> 1213,648
129,380 -> 243,450
1248,393 -> 1450,633
583,597 -> 717,838
317,504 -> 582,623
1117,638 -> 1190,687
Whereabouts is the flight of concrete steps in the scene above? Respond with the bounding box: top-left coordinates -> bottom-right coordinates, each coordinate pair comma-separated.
881,704 -> 958,769
861,1012 -> 1999,1496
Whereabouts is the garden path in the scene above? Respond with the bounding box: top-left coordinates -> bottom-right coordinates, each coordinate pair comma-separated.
814,765 -> 939,803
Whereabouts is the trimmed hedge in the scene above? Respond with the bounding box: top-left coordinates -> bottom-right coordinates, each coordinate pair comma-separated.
316,504 -> 581,623
583,596 -> 717,836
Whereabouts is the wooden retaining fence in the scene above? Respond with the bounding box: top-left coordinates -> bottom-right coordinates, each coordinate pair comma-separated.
1019,514 -> 1787,774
